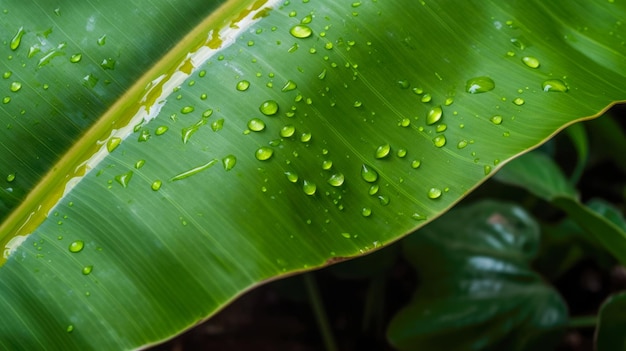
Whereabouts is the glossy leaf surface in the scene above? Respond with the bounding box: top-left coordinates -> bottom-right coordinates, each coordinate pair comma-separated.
387,201 -> 568,351
0,0 -> 624,349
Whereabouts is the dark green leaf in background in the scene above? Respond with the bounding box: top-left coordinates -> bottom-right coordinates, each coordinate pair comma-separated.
597,292 -> 626,351
387,201 -> 568,351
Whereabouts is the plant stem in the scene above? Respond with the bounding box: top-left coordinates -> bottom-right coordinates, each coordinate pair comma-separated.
568,315 -> 598,329
303,273 -> 338,351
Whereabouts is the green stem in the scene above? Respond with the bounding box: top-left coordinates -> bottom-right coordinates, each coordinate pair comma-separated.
568,315 -> 598,329
303,273 -> 338,351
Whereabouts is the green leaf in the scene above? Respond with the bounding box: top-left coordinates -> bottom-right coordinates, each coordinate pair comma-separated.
0,0 -> 624,349
387,200 -> 568,351
495,151 -> 626,263
597,292 -> 626,351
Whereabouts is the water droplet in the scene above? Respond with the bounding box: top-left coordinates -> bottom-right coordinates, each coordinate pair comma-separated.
285,171 -> 299,183
353,101 -> 363,108
106,137 -> 121,152
10,81 -> 21,92
247,118 -> 266,132
10,27 -> 25,51
397,80 -> 410,89
362,207 -> 372,217
361,164 -> 378,183
69,240 -> 84,253
466,76 -> 495,94
457,140 -> 468,149
115,171 -> 133,188
368,184 -> 379,195
149,126 -> 166,138
378,195 -> 390,206
82,265 -> 93,275
321,160 -> 333,170
444,97 -> 454,106
6,173 -> 16,182
211,119 -> 224,131
436,124 -> 447,133
375,144 -> 391,159
484,165 -> 492,175
222,155 -> 237,171
542,79 -> 568,92
255,147 -> 274,161
513,97 -> 525,106
151,180 -> 162,191
421,93 -> 432,103
425,106 -> 443,125
100,58 -> 116,70
66,325 -> 74,333
396,148 -> 407,158
3,71 -> 12,79
236,80 -> 250,91
83,74 -> 98,88
97,35 -> 106,46
328,173 -> 345,187
290,25 -> 312,39
490,115 -> 503,125
181,106 -> 194,114
411,160 -> 421,169
280,125 -> 295,137
300,132 -> 312,143
259,100 -> 279,115
399,118 -> 411,127
427,188 -> 442,199
411,213 -> 427,221
303,180 -> 317,195
282,80 -> 297,92
138,130 -> 150,142
341,232 -> 351,239
522,56 -> 540,68
69,53 -> 82,63
170,159 -> 218,181
432,135 -> 446,148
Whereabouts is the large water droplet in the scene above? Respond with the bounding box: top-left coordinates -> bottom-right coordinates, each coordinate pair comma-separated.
69,240 -> 84,253
255,147 -> 274,161
151,180 -> 162,191
361,164 -> 378,183
259,100 -> 279,116
236,80 -> 250,91
427,188 -> 442,199
465,76 -> 495,94
328,173 -> 345,187
281,80 -> 297,92
375,144 -> 391,159
290,25 -> 313,39
222,155 -> 237,171
247,118 -> 266,132
10,81 -> 22,92
10,27 -> 25,51
285,171 -> 299,183
303,180 -> 317,195
115,171 -> 133,188
426,106 -> 443,125
542,79 -> 568,92
432,135 -> 446,148
181,106 -> 194,114
513,97 -> 525,106
522,56 -> 540,68
490,115 -> 503,125
107,137 -> 121,152
70,54 -> 82,63
280,125 -> 295,138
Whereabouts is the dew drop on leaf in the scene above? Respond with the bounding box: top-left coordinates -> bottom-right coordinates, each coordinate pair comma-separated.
69,240 -> 84,253
362,207 -> 372,217
521,56 -> 540,68
222,155 -> 237,171
542,79 -> 568,92
107,137 -> 122,152
361,164 -> 378,183
70,53 -> 82,63
255,147 -> 274,161
285,171 -> 298,183
82,265 -> 93,275
432,135 -> 447,148
280,125 -> 296,137
259,100 -> 279,115
465,76 -> 495,94
236,80 -> 250,91
181,106 -> 194,114
247,118 -> 266,132
327,173 -> 345,187
303,180 -> 317,195
10,27 -> 25,51
490,115 -> 503,125
289,24 -> 313,39
115,171 -> 133,188
427,188 -> 442,199
375,144 -> 391,159
10,81 -> 21,92
513,97 -> 525,105
151,180 -> 162,191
